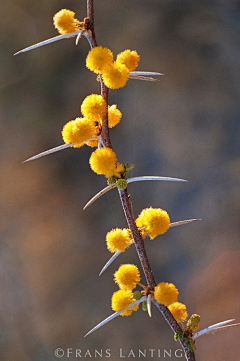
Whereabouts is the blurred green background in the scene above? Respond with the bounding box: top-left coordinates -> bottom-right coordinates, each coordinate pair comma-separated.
1,1 -> 240,360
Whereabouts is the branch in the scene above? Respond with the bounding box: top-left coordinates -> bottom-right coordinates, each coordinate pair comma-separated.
84,2 -> 196,360
86,0 -> 97,47
118,188 -> 156,289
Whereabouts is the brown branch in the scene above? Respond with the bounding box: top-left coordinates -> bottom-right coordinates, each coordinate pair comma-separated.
86,0 -> 97,47
119,188 -> 195,361
100,81 -> 112,149
118,188 -> 156,289
86,0 -> 112,148
85,1 -> 196,360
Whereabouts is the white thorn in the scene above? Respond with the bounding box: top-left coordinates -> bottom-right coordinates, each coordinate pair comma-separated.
14,31 -> 83,55
129,71 -> 164,82
170,219 -> 201,228
84,297 -> 148,337
75,30 -> 84,45
23,143 -> 74,162
192,319 -> 237,340
99,251 -> 122,276
147,294 -> 152,317
83,184 -> 116,210
127,176 -> 187,184
83,175 -> 187,209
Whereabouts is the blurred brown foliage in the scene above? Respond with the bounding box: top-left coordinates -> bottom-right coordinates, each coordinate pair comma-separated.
0,1 -> 240,360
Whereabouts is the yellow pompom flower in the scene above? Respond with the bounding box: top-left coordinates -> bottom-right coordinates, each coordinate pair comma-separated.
62,118 -> 97,148
89,147 -> 123,178
101,62 -> 129,89
168,302 -> 188,323
53,9 -> 82,35
85,140 -> 99,148
107,105 -> 122,128
81,94 -> 107,122
111,290 -> 139,316
116,50 -> 140,72
106,228 -> 133,253
154,282 -> 179,306
136,207 -> 170,240
114,264 -> 140,290
86,47 -> 114,74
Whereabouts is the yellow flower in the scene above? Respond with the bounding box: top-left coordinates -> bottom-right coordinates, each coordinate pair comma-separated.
107,105 -> 122,128
168,302 -> 188,323
154,282 -> 179,306
62,118 -> 97,148
102,62 -> 129,89
116,50 -> 140,71
136,207 -> 170,240
81,94 -> 107,122
86,47 -> 114,74
53,9 -> 82,35
114,264 -> 140,290
85,140 -> 99,148
111,290 -> 139,316
89,147 -> 123,178
106,228 -> 133,253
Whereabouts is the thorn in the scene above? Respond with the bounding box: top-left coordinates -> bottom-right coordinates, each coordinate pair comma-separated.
23,143 -> 74,163
83,175 -> 187,209
75,30 -> 84,45
83,184 -> 116,210
192,319 -> 239,340
84,297 -> 147,337
99,251 -> 122,276
147,294 -> 152,317
170,219 -> 201,228
14,31 -> 83,55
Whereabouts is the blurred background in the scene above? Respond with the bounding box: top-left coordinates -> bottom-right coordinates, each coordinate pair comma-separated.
1,0 -> 240,360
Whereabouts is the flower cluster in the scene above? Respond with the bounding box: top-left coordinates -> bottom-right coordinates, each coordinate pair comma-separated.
111,290 -> 139,316
53,9 -> 83,35
61,92 -> 124,178
136,207 -> 170,240
111,264 -> 141,316
106,228 -> 133,253
89,147 -> 124,178
154,282 -> 188,323
86,46 -> 140,89
114,264 -> 140,290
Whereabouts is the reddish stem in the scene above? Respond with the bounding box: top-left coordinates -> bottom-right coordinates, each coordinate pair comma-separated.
85,2 -> 196,360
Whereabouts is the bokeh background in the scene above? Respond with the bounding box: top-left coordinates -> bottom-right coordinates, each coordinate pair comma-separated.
1,0 -> 240,360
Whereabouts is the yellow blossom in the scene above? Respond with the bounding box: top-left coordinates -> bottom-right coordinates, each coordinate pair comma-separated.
114,264 -> 140,290
89,147 -> 123,178
168,302 -> 188,323
154,282 -> 179,306
81,94 -> 107,122
106,228 -> 133,253
86,47 -> 114,74
136,207 -> 170,240
53,9 -> 82,35
85,140 -> 99,147
111,290 -> 139,316
116,50 -> 140,71
107,105 -> 122,128
62,118 -> 97,148
102,62 -> 129,89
